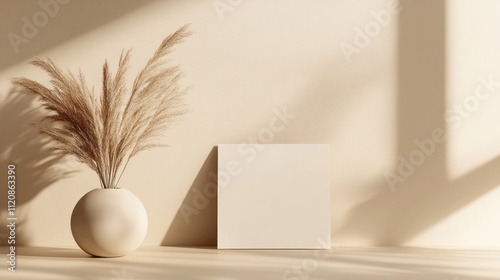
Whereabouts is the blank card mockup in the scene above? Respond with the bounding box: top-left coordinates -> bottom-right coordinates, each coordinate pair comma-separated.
217,144 -> 331,249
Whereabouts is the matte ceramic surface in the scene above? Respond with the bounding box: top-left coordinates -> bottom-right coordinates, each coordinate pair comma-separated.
71,188 -> 148,257
217,144 -> 331,249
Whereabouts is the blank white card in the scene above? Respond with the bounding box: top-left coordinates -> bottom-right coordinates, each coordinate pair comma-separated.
217,144 -> 330,249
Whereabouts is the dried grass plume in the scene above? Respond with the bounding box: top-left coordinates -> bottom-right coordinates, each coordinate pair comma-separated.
12,25 -> 192,189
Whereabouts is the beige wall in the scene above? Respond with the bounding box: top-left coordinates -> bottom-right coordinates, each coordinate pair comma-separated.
1,0 -> 499,247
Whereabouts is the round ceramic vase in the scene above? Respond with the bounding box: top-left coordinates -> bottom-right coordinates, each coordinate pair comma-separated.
70,188 -> 148,257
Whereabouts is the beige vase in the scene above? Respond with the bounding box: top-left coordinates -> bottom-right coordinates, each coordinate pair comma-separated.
70,188 -> 148,257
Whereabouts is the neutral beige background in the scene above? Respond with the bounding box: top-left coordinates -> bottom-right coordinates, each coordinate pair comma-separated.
1,0 -> 500,247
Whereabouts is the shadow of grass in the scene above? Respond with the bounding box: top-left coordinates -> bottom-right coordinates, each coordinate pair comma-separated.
0,89 -> 73,245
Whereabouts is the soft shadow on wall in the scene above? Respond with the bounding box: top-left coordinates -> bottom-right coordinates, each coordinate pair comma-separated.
0,0 -> 154,71
0,90 -> 71,245
335,0 -> 500,245
162,146 -> 218,246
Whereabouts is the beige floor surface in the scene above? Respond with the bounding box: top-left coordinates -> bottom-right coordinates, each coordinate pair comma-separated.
1,246 -> 499,280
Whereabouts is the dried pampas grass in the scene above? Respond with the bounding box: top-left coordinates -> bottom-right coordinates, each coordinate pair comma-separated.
12,25 -> 192,189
